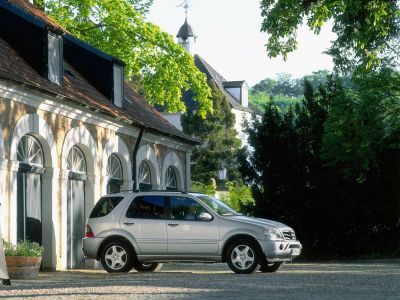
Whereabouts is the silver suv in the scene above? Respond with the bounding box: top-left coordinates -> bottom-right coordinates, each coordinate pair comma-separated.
82,191 -> 302,274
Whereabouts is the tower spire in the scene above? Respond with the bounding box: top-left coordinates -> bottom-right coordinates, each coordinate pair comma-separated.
176,0 -> 196,54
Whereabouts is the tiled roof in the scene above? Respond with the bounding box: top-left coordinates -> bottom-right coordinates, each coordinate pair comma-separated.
0,0 -> 199,145
194,55 -> 258,113
6,0 -> 65,31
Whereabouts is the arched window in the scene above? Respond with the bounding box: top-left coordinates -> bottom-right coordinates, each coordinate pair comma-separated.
67,146 -> 86,174
165,166 -> 177,190
138,161 -> 152,190
17,135 -> 43,166
106,154 -> 123,193
107,154 -> 123,180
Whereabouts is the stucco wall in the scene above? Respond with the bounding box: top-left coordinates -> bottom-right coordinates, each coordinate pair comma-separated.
232,108 -> 252,146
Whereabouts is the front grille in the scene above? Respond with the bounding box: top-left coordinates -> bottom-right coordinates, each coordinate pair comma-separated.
282,230 -> 296,240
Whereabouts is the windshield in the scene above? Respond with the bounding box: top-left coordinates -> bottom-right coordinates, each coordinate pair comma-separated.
195,195 -> 240,216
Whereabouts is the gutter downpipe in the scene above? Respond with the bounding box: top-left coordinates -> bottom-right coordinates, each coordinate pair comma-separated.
132,126 -> 145,191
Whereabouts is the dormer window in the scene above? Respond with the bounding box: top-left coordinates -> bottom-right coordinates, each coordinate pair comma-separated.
113,64 -> 124,107
47,32 -> 63,85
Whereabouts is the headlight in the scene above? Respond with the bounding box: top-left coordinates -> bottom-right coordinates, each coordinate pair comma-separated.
264,228 -> 284,240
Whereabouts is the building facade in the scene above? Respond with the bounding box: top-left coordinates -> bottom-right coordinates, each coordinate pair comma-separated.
0,0 -> 197,270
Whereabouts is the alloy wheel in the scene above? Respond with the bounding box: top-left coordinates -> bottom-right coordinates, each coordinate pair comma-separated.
230,244 -> 255,270
104,245 -> 128,271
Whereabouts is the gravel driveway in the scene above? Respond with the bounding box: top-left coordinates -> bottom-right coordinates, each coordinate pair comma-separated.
1,261 -> 400,299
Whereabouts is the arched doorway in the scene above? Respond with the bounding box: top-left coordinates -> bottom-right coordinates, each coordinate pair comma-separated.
165,166 -> 178,190
0,124 -> 5,236
106,153 -> 123,193
66,146 -> 87,269
10,114 -> 58,269
16,135 -> 45,244
138,161 -> 152,190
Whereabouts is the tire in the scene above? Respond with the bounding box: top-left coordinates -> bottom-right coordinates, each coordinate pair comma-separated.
259,262 -> 284,273
226,239 -> 260,274
100,241 -> 134,273
133,262 -> 163,272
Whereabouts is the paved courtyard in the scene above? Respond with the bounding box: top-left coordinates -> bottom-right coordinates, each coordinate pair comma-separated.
1,261 -> 400,299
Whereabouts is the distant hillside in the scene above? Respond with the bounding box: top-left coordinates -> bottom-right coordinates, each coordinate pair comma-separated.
249,70 -> 351,112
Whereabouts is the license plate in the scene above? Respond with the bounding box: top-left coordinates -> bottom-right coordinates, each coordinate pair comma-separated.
291,248 -> 301,256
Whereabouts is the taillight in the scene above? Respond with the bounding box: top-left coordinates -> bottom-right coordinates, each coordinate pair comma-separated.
85,225 -> 94,238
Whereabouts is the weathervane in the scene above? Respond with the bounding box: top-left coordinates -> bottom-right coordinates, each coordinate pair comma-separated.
177,0 -> 191,16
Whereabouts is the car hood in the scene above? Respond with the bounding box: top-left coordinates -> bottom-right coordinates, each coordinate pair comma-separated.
227,215 -> 290,230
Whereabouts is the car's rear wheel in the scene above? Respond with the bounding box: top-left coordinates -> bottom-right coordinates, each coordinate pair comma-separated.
227,239 -> 260,274
133,262 -> 163,272
259,262 -> 284,273
100,241 -> 133,273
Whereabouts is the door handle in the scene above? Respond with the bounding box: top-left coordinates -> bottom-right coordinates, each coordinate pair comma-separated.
168,223 -> 179,227
124,222 -> 135,226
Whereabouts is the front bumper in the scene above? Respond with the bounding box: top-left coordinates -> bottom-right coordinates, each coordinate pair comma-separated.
82,237 -> 105,260
258,239 -> 302,262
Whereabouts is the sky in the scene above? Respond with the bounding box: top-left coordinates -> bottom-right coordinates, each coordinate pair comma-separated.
148,0 -> 336,87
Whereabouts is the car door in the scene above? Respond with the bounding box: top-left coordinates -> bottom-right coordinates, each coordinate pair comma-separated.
166,195 -> 220,256
120,195 -> 167,255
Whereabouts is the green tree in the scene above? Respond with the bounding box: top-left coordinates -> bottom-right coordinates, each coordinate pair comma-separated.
129,0 -> 154,16
181,81 -> 242,184
322,68 -> 400,181
243,72 -> 400,257
35,0 -> 154,15
260,0 -> 400,72
222,181 -> 255,216
42,0 -> 212,118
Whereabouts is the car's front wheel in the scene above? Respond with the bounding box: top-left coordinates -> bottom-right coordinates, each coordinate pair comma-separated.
227,239 -> 260,274
133,262 -> 163,272
259,262 -> 284,273
100,241 -> 133,273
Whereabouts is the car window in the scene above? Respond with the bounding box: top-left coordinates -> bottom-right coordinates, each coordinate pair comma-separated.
195,195 -> 240,216
168,196 -> 208,221
126,196 -> 164,219
90,197 -> 124,218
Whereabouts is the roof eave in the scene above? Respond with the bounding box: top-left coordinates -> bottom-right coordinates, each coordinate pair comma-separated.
0,75 -> 200,146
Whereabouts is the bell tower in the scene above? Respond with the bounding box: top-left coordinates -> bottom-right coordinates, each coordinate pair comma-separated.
176,0 -> 197,54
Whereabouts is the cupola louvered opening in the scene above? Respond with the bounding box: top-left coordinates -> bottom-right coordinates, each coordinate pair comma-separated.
113,64 -> 124,108
47,32 -> 63,85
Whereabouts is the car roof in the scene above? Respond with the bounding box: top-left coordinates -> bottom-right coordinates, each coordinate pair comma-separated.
103,190 -> 191,197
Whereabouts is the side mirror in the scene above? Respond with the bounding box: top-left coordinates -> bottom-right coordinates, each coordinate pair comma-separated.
198,212 -> 213,221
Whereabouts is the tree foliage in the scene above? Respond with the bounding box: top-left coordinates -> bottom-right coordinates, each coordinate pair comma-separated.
41,0 -> 212,117
322,68 -> 400,181
249,70 -> 335,112
129,0 -> 154,16
221,181 -> 255,216
242,71 -> 400,257
182,81 -> 242,184
260,0 -> 400,72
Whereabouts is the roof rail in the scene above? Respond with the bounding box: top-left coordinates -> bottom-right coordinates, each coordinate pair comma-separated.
110,189 -> 187,194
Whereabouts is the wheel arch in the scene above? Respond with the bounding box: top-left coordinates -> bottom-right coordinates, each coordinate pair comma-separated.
221,234 -> 264,263
96,235 -> 138,260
